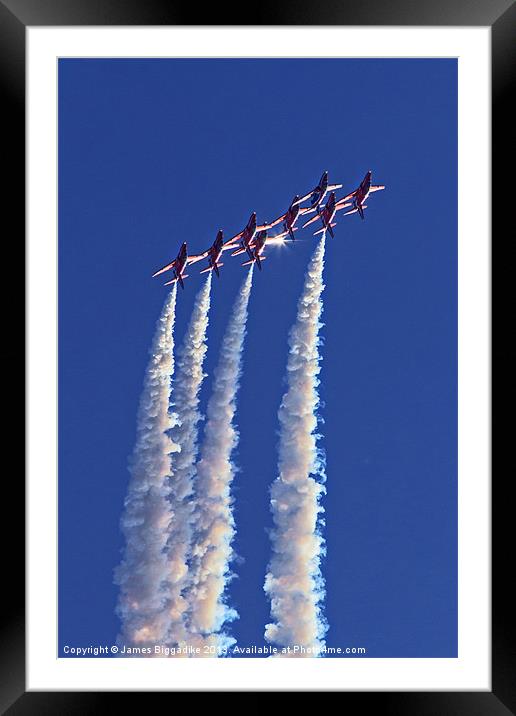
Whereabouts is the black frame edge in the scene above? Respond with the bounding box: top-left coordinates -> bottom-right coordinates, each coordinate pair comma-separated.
8,0 -> 514,710
492,2 -> 516,715
0,1 -> 26,714
0,0 -> 514,26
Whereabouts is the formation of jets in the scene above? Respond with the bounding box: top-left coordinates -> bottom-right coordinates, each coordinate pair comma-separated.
152,170 -> 385,288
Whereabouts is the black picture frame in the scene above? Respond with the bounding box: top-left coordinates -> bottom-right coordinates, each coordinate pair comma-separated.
4,0 -> 512,709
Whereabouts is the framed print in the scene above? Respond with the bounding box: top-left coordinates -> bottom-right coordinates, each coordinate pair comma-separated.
3,0 -> 512,709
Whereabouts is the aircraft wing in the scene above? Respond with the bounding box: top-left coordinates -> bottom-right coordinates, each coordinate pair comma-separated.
222,237 -> 241,252
335,201 -> 352,212
265,230 -> 289,243
259,216 -> 285,230
187,251 -> 209,265
231,247 -> 248,257
327,183 -> 343,191
302,214 -> 321,229
223,232 -> 243,249
338,190 -> 357,203
152,260 -> 176,278
369,184 -> 385,193
292,190 -> 314,206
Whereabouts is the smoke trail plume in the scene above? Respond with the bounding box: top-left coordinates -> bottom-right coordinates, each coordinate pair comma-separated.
165,274 -> 213,647
185,268 -> 254,653
264,238 -> 327,657
115,285 -> 179,648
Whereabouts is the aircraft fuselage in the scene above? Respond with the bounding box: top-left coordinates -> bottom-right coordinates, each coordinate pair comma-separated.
209,230 -> 224,265
249,230 -> 267,270
321,194 -> 337,225
355,171 -> 372,204
176,243 -> 188,274
239,213 -> 258,258
310,171 -> 329,209
284,200 -> 300,231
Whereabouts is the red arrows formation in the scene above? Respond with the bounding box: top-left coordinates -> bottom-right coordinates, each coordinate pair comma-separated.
152,169 -> 385,289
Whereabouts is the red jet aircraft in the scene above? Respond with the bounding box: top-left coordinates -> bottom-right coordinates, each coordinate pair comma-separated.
236,229 -> 289,271
302,191 -> 347,238
199,229 -> 228,278
267,195 -> 314,241
293,171 -> 343,212
301,191 -> 357,238
336,170 -> 385,220
151,241 -> 206,289
224,212 -> 282,261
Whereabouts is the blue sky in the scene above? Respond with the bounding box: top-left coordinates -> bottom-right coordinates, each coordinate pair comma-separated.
58,58 -> 457,657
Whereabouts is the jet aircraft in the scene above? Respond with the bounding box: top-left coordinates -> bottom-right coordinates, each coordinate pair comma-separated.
199,229 -> 228,278
293,171 -> 343,211
237,229 -> 289,271
152,241 -> 205,289
302,191 -> 340,238
224,212 -> 283,260
268,195 -> 314,241
301,191 -> 358,237
336,170 -> 385,220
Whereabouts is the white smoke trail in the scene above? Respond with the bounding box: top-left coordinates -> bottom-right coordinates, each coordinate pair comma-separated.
165,273 -> 213,647
185,268 -> 254,653
264,237 -> 327,657
114,285 -> 179,649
